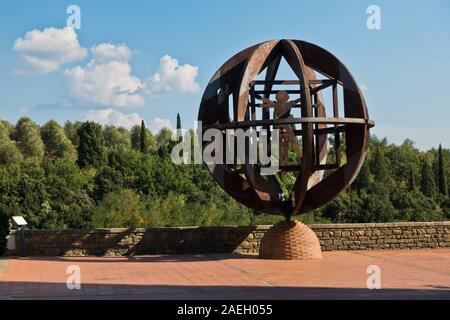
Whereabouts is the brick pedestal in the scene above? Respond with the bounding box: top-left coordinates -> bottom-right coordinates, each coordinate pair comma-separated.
259,220 -> 322,260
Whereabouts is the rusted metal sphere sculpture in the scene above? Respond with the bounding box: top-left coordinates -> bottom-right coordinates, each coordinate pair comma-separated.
198,39 -> 374,220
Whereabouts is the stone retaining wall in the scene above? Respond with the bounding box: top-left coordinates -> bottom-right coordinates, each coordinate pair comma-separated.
6,221 -> 450,256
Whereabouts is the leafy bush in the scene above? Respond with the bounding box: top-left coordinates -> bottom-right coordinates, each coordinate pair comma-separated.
89,189 -> 143,228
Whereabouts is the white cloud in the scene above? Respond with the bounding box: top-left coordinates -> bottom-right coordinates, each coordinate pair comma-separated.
64,51 -> 199,107
81,108 -> 142,129
13,27 -> 200,107
91,43 -> 132,62
152,117 -> 174,132
64,58 -> 145,108
13,27 -> 87,74
146,55 -> 200,94
81,110 -> 175,133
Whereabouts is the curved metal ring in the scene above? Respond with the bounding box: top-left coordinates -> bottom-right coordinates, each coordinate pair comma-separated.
198,39 -> 374,216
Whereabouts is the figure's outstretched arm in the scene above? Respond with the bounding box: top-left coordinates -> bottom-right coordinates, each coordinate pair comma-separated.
254,93 -> 274,108
260,100 -> 275,108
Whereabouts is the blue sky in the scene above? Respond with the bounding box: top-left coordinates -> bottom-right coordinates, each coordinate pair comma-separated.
0,0 -> 449,150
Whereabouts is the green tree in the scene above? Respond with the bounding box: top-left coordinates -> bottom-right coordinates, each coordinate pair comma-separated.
322,191 -> 363,222
77,122 -> 107,168
420,160 -> 437,198
0,165 -> 21,217
107,149 -> 142,183
157,128 -> 173,147
130,125 -> 141,151
371,147 -> 390,183
147,130 -> 157,153
103,125 -> 131,151
352,162 -> 370,191
391,189 -> 443,222
41,120 -> 76,160
0,120 -> 14,137
90,189 -> 143,228
93,167 -> 124,202
140,120 -> 149,154
14,117 -> 45,161
408,164 -> 416,191
437,144 -> 448,196
176,113 -> 183,142
17,162 -> 51,229
384,139 -> 421,190
0,139 -> 23,166
360,190 -> 396,223
130,124 -> 156,153
0,124 -> 23,166
157,128 -> 174,158
45,160 -> 95,228
64,121 -> 81,146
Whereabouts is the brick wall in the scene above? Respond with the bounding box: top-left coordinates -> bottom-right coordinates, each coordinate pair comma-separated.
313,222 -> 450,251
6,221 -> 450,256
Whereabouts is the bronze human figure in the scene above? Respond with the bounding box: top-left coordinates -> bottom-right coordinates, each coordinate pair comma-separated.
256,90 -> 302,166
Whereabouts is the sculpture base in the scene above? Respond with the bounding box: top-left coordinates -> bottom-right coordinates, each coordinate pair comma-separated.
259,220 -> 322,260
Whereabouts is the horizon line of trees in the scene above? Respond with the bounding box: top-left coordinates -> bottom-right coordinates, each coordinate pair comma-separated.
0,115 -> 449,252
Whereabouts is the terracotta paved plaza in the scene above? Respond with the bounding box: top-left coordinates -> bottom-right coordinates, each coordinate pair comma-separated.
1,249 -> 450,300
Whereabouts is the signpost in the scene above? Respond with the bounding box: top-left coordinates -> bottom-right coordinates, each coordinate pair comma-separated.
12,216 -> 27,257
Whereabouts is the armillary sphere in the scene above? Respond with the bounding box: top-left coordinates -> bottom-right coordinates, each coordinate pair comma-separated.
198,39 -> 374,219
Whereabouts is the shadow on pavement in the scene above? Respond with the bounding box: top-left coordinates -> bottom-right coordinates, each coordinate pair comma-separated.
4,253 -> 259,264
0,281 -> 449,300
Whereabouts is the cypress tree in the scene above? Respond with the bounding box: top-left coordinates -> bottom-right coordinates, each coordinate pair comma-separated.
176,113 -> 182,132
176,113 -> 182,142
140,120 -> 149,154
438,144 -> 448,196
420,160 -> 437,198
